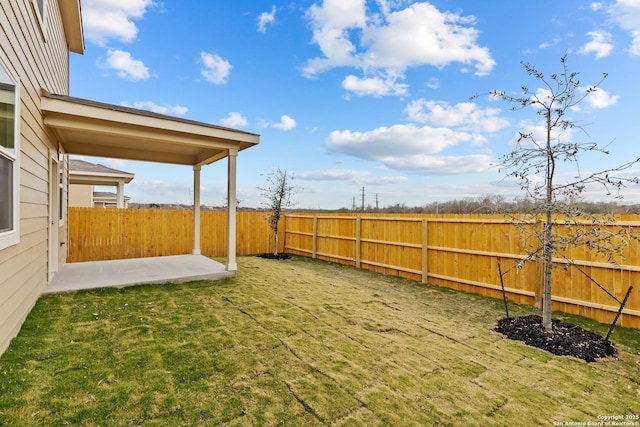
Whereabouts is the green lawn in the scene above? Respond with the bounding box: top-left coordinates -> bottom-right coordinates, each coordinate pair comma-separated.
1,255 -> 638,426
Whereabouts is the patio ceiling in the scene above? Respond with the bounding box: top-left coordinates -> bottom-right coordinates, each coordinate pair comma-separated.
41,91 -> 260,166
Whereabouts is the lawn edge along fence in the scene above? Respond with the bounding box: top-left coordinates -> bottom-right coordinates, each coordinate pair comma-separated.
67,208 -> 640,329
284,213 -> 640,329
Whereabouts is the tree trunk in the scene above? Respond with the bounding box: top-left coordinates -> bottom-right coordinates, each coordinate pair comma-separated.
273,226 -> 279,256
542,109 -> 554,332
542,216 -> 553,331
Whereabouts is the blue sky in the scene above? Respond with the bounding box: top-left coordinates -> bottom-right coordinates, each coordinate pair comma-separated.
70,0 -> 640,210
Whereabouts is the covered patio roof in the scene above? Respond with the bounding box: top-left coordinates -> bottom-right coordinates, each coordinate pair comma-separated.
42,91 -> 260,273
41,91 -> 259,166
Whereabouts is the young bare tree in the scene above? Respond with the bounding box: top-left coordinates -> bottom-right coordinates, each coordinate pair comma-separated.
259,168 -> 295,256
489,55 -> 639,331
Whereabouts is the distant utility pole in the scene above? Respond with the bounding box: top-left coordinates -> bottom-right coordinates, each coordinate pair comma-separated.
375,193 -> 379,210
352,197 -> 356,211
361,187 -> 365,211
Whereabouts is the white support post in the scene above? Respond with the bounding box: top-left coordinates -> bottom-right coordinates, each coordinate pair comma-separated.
116,181 -> 125,208
192,165 -> 201,255
226,149 -> 238,271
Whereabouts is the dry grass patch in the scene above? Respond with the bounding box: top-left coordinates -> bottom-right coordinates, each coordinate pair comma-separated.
1,255 -> 639,426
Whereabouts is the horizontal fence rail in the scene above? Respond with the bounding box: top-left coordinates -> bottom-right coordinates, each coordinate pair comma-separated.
284,213 -> 640,329
67,208 -> 640,329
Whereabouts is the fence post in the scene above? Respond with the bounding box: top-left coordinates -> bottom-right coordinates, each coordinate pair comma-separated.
422,218 -> 428,284
282,214 -> 287,255
312,216 -> 318,259
356,217 -> 361,269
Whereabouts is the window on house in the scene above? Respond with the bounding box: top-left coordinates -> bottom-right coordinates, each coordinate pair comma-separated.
0,63 -> 19,248
32,0 -> 47,38
35,0 -> 45,17
0,83 -> 15,151
0,155 -> 12,233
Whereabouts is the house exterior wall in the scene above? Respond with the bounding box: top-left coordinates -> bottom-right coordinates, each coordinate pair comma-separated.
69,183 -> 93,207
0,0 -> 73,354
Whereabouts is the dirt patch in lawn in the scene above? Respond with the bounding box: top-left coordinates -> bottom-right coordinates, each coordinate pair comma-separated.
495,315 -> 618,362
257,253 -> 292,260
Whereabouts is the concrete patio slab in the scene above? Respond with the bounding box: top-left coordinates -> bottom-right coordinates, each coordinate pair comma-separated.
45,255 -> 234,294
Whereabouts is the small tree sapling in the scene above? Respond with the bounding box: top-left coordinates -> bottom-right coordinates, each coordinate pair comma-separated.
485,54 -> 639,331
259,168 -> 295,256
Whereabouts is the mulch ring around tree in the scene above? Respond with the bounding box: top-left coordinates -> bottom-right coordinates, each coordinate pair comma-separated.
257,253 -> 292,260
495,314 -> 617,362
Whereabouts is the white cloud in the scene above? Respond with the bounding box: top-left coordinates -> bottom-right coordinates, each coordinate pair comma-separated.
530,87 -> 554,107
606,0 -> 640,55
102,49 -> 150,80
405,99 -> 510,133
220,112 -> 248,128
257,6 -> 277,33
582,86 -> 620,108
304,0 -> 367,75
342,74 -> 408,96
303,1 -> 495,95
123,101 -> 188,115
578,31 -> 614,59
508,121 -> 578,149
82,0 -> 155,46
590,2 -> 604,11
327,124 -> 469,158
271,115 -> 297,131
383,154 -> 492,175
529,85 -> 618,111
361,3 -> 495,75
200,52 -> 232,84
325,123 -> 489,175
294,169 -> 408,185
425,77 -> 440,89
538,36 -> 562,50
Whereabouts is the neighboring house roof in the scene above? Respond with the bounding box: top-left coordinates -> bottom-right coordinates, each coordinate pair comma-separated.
69,159 -> 135,186
41,91 -> 260,166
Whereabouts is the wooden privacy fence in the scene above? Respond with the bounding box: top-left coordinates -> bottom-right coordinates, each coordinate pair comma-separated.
67,208 -> 283,262
284,213 -> 640,329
